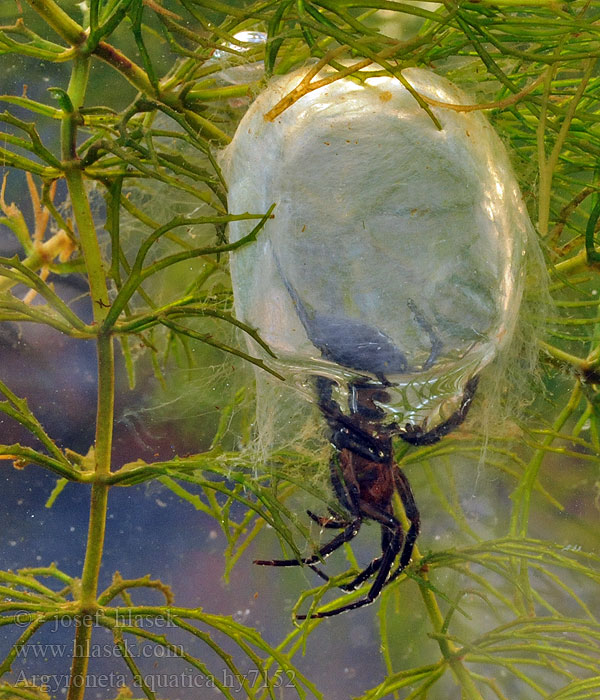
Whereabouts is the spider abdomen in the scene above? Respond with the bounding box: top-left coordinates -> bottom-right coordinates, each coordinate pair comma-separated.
305,313 -> 409,377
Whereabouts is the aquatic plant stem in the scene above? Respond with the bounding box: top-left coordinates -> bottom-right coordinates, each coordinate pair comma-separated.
393,490 -> 484,699
537,59 -> 596,238
60,51 -> 114,700
24,0 -> 87,46
507,382 -> 582,615
510,382 -> 582,538
65,331 -> 113,700
416,557 -> 484,700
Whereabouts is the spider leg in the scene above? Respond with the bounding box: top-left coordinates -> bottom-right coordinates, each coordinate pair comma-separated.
307,525 -> 395,590
297,526 -> 403,619
334,498 -> 401,593
304,505 -> 355,584
253,518 -> 361,570
407,298 -> 443,370
304,512 -> 364,584
329,450 -> 361,514
388,468 -> 420,582
306,453 -> 356,527
303,451 -> 360,531
296,467 -> 421,618
398,374 -> 479,446
307,509 -> 349,529
297,496 -> 408,618
331,425 -> 390,463
255,449 -> 365,580
337,525 -> 394,591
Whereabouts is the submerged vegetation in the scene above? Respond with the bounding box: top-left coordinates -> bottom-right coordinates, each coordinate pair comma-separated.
0,0 -> 599,698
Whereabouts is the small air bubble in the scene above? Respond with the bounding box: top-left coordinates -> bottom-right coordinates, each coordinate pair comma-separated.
233,608 -> 250,622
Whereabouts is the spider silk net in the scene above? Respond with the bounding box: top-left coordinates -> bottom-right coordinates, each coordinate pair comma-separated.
221,65 -> 547,458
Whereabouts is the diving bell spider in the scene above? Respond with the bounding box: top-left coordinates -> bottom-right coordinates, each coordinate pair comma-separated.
255,373 -> 479,619
255,255 -> 479,617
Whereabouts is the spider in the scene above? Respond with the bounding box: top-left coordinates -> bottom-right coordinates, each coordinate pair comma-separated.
254,257 -> 479,618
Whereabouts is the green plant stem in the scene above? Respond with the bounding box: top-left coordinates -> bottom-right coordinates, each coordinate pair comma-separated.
393,490 -> 484,699
537,59 -> 596,237
186,82 -> 261,102
66,167 -> 111,316
538,340 -> 586,371
64,331 -> 114,700
68,338 -> 113,614
416,563 -> 484,700
508,382 -> 583,616
60,50 -> 115,700
510,382 -> 582,538
553,249 -> 590,276
93,41 -> 157,96
24,0 -> 87,46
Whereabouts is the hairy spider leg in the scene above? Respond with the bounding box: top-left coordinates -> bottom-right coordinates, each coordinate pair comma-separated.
253,519 -> 362,571
302,450 -> 405,594
298,456 -> 419,618
398,374 -> 480,446
406,298 -> 444,370
304,525 -> 400,594
297,464 -> 421,618
254,453 -> 363,578
337,526 -> 397,591
336,498 -> 402,590
253,447 -> 403,598
297,526 -> 405,619
388,469 -> 421,581
329,445 -> 361,512
301,450 -> 366,581
307,509 -> 348,528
